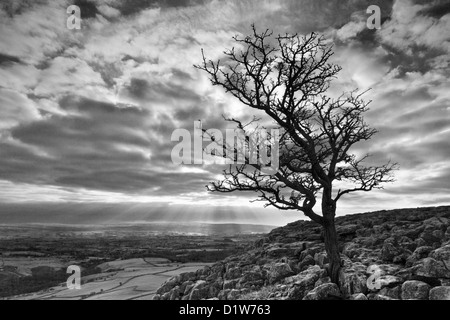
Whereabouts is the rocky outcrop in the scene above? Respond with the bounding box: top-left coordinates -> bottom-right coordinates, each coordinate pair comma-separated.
154,206 -> 450,300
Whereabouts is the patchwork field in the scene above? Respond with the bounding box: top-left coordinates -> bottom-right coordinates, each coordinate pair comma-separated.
0,225 -> 262,299
10,258 -> 212,300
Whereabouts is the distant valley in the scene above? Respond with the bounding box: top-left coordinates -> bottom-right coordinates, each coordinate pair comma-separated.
0,223 -> 265,299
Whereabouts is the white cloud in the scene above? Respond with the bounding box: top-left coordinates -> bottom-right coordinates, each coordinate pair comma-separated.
0,63 -> 39,92
0,1 -> 77,65
378,0 -> 450,53
97,4 -> 121,18
0,89 -> 41,130
0,0 -> 448,216
33,56 -> 110,100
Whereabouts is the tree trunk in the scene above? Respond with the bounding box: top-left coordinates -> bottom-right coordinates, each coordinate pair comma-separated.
323,215 -> 341,285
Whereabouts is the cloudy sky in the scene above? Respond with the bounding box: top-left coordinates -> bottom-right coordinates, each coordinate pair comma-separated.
0,0 -> 449,226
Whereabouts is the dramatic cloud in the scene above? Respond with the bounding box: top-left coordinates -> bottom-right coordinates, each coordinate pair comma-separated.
0,0 -> 449,225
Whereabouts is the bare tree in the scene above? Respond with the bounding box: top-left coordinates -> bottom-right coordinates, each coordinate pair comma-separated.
195,26 -> 397,284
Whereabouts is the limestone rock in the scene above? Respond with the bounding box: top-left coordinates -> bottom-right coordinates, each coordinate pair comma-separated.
350,293 -> 368,300
314,252 -> 329,268
414,257 -> 450,279
189,280 -> 209,300
156,278 -> 177,295
314,276 -> 331,288
227,289 -> 241,300
379,286 -> 401,300
303,283 -> 341,300
268,263 -> 294,284
401,281 -> 430,300
429,286 -> 450,300
286,265 -> 324,300
224,267 -> 242,280
377,275 -> 403,289
218,289 -> 230,300
298,254 -> 315,271
406,246 -> 433,267
367,294 -> 397,300
339,262 -> 368,296
430,244 -> 450,267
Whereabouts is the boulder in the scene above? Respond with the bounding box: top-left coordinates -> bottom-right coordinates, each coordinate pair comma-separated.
176,272 -> 195,283
223,279 -> 239,290
298,254 -> 315,271
189,289 -> 202,300
377,275 -> 403,289
367,294 -> 397,300
415,238 -> 427,248
197,266 -> 211,277
156,278 -> 177,295
393,252 -> 411,264
304,233 -> 322,241
429,286 -> 450,300
209,280 -> 222,297
184,282 -> 195,295
350,293 -> 368,300
441,279 -> 450,286
381,242 -> 402,261
206,271 -> 221,282
339,262 -> 368,296
239,266 -> 265,286
379,286 -> 401,299
405,246 -> 433,267
189,280 -> 209,300
398,236 -> 416,252
423,217 -> 449,230
268,263 -> 294,284
372,223 -> 386,233
337,224 -> 358,237
286,265 -> 324,299
265,245 -> 293,258
314,252 -> 329,268
218,289 -> 230,300
179,280 -> 191,294
227,289 -> 241,300
342,242 -> 361,259
286,241 -> 309,253
429,244 -> 450,267
303,283 -> 341,300
401,280 -> 430,300
161,292 -> 170,300
299,246 -> 323,261
356,228 -> 372,238
419,229 -> 442,246
224,267 -> 242,280
414,258 -> 450,279
368,263 -> 401,276
169,286 -> 181,300
403,226 -> 425,239
433,230 -> 445,242
314,276 -> 331,288
380,238 -> 411,262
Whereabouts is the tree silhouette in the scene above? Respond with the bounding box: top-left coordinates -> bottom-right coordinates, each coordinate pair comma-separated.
195,25 -> 397,284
